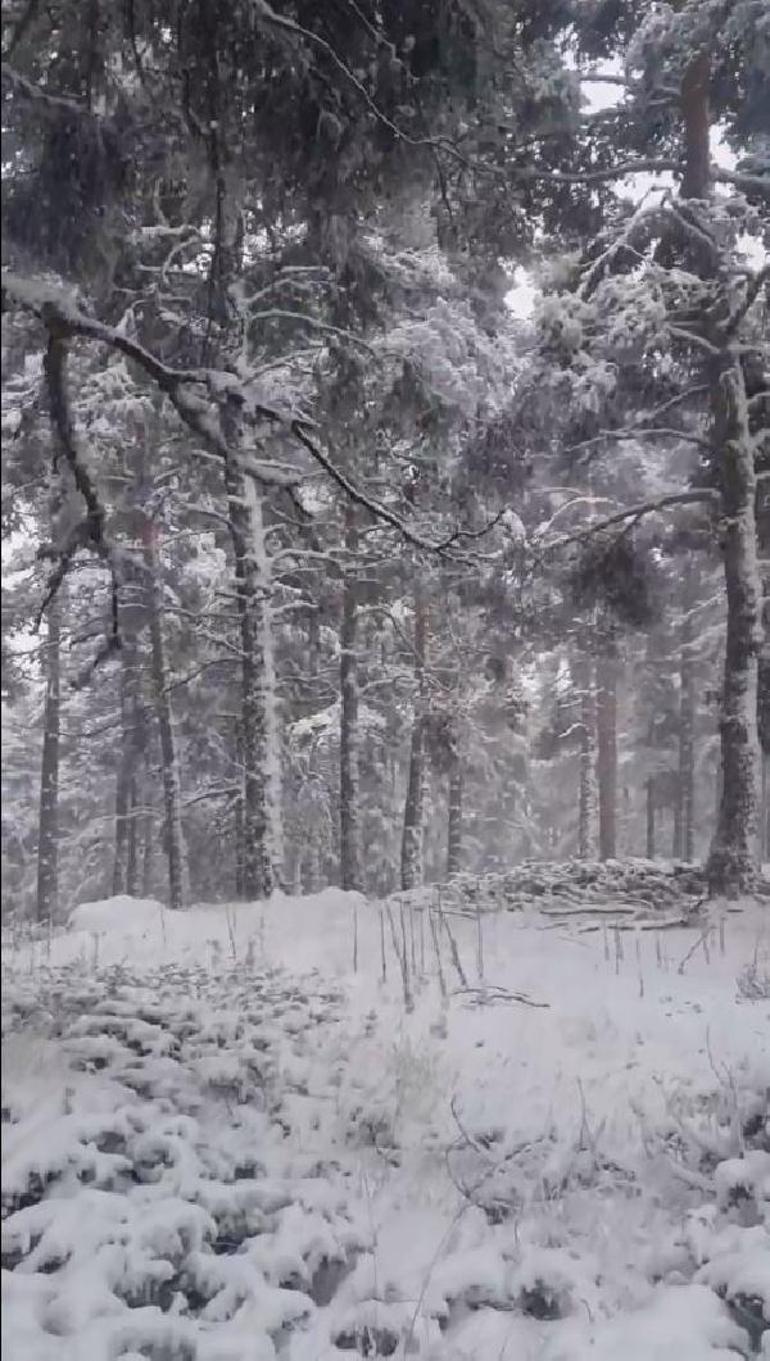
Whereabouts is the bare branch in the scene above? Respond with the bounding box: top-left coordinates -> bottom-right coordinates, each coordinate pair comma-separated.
183,786 -> 240,809
725,264 -> 769,338
567,425 -> 709,456
669,326 -> 722,356
2,270 -> 298,482
242,307 -> 377,354
544,489 -> 717,551
576,71 -> 628,85
3,270 -> 475,559
714,168 -> 770,203
432,507 -> 510,550
517,157 -> 680,186
2,60 -> 83,113
637,386 -> 710,423
2,0 -> 41,58
287,422 -> 450,555
518,160 -> 768,198
39,336 -> 120,667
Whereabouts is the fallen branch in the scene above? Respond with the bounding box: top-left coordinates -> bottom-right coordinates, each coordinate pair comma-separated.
453,985 -> 549,1009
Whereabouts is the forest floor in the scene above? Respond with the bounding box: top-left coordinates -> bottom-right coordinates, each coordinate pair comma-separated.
2,882 -> 769,1360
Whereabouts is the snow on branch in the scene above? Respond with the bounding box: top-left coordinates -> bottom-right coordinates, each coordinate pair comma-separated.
517,159 -> 769,200
542,489 -> 717,552
39,335 -> 120,671
2,269 -> 482,559
725,264 -> 769,338
287,422 -> 454,555
566,426 -> 710,456
1,61 -> 85,114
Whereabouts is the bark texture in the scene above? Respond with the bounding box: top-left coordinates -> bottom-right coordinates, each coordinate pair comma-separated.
646,778 -> 656,860
706,352 -> 762,893
401,585 -> 428,890
762,756 -> 769,864
339,503 -> 362,891
143,520 -> 188,912
446,722 -> 463,877
244,476 -> 283,885
676,50 -> 762,893
596,652 -> 618,861
677,609 -> 696,863
125,775 -> 141,897
576,655 -> 598,859
680,51 -> 712,201
225,454 -> 273,901
112,637 -> 144,896
36,596 -> 61,923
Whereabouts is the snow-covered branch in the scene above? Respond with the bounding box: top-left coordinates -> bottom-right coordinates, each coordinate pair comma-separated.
725,264 -> 769,338
543,489 -> 717,551
3,270 -> 475,557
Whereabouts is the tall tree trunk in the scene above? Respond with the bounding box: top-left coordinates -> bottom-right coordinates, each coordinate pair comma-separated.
142,522 -> 188,911
234,794 -> 245,898
446,722 -> 463,877
339,503 -> 362,891
576,655 -> 597,859
112,742 -> 132,896
401,584 -> 428,890
706,351 -> 762,893
141,803 -> 154,899
646,779 -> 656,860
232,718 -> 245,898
678,605 -> 696,862
681,51 -> 711,201
762,755 -> 769,865
112,635 -> 143,896
676,51 -> 762,893
125,775 -> 141,896
225,454 -> 273,900
36,595 -> 61,923
596,651 -> 618,861
245,475 -> 283,883
672,793 -> 683,861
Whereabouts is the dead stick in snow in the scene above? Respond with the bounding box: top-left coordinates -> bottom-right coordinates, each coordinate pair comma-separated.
449,1095 -> 495,1163
438,888 -> 468,987
379,907 -> 387,982
387,901 -> 413,1012
428,908 -> 447,1000
476,906 -> 484,982
399,899 -> 411,988
453,985 -> 549,1009
677,923 -> 713,974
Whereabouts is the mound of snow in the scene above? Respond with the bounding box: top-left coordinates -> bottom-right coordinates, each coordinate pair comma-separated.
69,896 -> 166,935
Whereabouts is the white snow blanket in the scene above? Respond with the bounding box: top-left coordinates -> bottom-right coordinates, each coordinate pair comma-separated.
2,890 -> 769,1359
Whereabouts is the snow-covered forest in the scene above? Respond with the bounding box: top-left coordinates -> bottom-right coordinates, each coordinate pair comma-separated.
1,2 -> 769,1359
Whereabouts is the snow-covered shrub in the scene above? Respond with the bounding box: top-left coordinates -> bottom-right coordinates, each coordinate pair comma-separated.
342,1034 -> 445,1153
737,962 -> 770,1002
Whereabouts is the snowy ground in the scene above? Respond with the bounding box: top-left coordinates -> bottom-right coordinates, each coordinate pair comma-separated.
2,889 -> 769,1360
